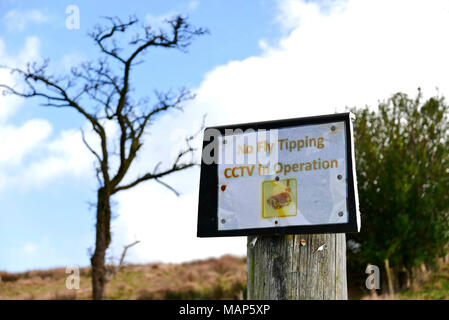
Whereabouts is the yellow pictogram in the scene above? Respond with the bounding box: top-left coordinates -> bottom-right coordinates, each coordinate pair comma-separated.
262,178 -> 297,219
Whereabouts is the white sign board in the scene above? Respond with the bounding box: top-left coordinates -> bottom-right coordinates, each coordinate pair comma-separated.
197,113 -> 360,237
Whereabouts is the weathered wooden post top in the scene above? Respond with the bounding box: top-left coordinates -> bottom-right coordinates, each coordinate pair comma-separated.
197,112 -> 360,300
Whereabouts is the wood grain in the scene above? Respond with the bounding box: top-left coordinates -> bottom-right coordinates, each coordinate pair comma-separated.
247,234 -> 347,300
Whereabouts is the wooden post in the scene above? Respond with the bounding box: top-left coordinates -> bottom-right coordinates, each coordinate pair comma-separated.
247,233 -> 347,300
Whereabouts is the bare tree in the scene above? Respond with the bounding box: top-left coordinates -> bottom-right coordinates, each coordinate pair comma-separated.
0,15 -> 207,300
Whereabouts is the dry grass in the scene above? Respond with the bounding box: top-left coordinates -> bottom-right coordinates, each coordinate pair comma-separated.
2,254 -> 448,300
398,264 -> 449,300
359,264 -> 449,300
0,255 -> 246,300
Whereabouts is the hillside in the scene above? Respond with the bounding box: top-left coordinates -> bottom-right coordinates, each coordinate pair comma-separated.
0,255 -> 246,300
1,255 -> 448,300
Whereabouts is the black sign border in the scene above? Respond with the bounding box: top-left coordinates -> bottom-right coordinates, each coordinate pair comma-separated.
197,112 -> 359,237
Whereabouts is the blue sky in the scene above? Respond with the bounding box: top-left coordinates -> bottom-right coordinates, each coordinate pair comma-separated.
0,0 -> 286,272
1,0 -> 280,129
2,0 -> 449,272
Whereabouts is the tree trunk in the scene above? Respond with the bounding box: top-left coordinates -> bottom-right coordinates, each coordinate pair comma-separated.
384,258 -> 394,297
247,233 -> 347,300
91,188 -> 112,300
405,268 -> 411,289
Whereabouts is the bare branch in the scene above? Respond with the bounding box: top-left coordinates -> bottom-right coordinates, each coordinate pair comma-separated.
127,15 -> 208,62
112,115 -> 205,194
112,163 -> 195,193
89,16 -> 138,64
0,64 -> 103,131
118,240 -> 140,271
155,178 -> 181,197
106,240 -> 140,281
81,128 -> 102,163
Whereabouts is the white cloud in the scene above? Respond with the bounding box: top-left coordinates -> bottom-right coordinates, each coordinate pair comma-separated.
275,0 -> 348,32
0,36 -> 95,191
191,0 -> 449,127
113,0 -> 449,264
0,37 -> 45,190
16,37 -> 41,63
60,53 -> 86,72
0,36 -> 41,122
0,126 -> 96,191
145,12 -> 178,31
0,119 -> 52,164
145,0 -> 199,29
145,0 -> 201,31
23,242 -> 38,254
16,128 -> 94,189
3,9 -> 48,32
111,181 -> 246,264
188,1 -> 200,11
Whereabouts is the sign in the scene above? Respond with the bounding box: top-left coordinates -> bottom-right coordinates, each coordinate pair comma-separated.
197,112 -> 360,237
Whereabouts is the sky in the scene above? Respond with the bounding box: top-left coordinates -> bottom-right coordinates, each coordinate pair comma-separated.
1,0 -> 449,272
